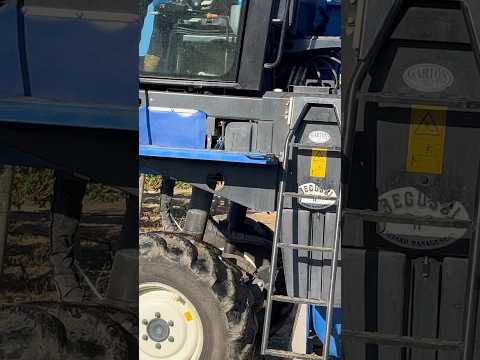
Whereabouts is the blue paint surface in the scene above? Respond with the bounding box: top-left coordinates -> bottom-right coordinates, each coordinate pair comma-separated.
139,107 -> 207,148
0,2 -> 24,96
311,306 -> 342,358
0,97 -> 137,130
24,16 -> 138,106
140,145 -> 274,165
139,0 -> 168,56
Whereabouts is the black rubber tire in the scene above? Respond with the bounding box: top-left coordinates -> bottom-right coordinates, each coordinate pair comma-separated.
202,217 -> 294,335
139,233 -> 258,360
0,302 -> 137,360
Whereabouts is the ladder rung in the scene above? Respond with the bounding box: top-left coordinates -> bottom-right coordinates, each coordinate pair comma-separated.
283,192 -> 338,201
292,143 -> 341,152
271,295 -> 327,306
343,209 -> 472,229
263,349 -> 323,359
277,242 -> 333,252
342,330 -> 464,351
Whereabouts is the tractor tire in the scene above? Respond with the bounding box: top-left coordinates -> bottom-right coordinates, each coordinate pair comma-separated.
139,233 -> 258,360
0,302 -> 138,360
203,216 -> 294,337
203,216 -> 274,267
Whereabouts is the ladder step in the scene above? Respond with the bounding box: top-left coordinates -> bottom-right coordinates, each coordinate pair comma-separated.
263,349 -> 324,359
342,330 -> 464,351
343,209 -> 472,229
283,192 -> 338,201
292,143 -> 341,152
277,242 -> 334,252
271,295 -> 327,306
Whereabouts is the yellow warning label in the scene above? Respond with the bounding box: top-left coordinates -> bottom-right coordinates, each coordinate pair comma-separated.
406,105 -> 447,174
310,148 -> 327,178
183,311 -> 193,322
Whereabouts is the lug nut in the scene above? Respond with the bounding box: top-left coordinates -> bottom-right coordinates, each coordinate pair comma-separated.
155,312 -> 161,318
142,319 -> 148,325
168,320 -> 174,327
168,336 -> 174,342
142,335 -> 148,341
155,343 -> 162,349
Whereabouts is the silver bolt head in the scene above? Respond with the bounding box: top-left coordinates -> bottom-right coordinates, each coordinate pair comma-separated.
142,319 -> 148,325
155,312 -> 161,318
155,343 -> 162,349
168,336 -> 174,342
168,320 -> 174,327
142,335 -> 148,341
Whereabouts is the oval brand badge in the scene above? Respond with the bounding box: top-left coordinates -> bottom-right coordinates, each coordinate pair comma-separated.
377,187 -> 469,250
403,63 -> 454,92
298,183 -> 337,210
308,131 -> 330,144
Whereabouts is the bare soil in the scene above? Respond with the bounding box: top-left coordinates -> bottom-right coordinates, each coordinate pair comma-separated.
1,199 -> 125,304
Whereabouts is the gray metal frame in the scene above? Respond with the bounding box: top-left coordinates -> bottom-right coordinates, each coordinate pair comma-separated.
260,96 -> 342,359
342,1 -> 480,359
142,90 -> 341,212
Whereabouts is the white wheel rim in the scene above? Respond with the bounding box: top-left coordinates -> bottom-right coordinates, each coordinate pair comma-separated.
139,282 -> 204,360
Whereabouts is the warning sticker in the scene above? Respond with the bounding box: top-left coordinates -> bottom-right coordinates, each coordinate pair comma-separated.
183,311 -> 193,322
406,105 -> 447,174
310,148 -> 327,178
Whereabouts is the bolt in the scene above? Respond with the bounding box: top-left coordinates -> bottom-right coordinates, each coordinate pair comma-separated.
168,320 -> 174,327
168,336 -> 174,342
155,343 -> 162,350
142,335 -> 148,341
142,319 -> 148,325
155,312 -> 161,318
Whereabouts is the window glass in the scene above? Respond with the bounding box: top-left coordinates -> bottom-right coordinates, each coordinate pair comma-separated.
139,0 -> 245,81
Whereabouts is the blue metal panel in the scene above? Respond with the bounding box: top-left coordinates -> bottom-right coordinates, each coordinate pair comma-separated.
24,13 -> 138,106
0,1 -> 24,97
311,306 -> 342,358
0,97 -> 137,130
139,105 -> 150,144
139,145 -> 275,165
140,107 -> 207,149
293,0 -> 341,37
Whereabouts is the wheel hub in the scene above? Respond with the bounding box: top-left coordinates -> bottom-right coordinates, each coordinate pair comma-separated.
147,318 -> 170,342
139,282 -> 204,360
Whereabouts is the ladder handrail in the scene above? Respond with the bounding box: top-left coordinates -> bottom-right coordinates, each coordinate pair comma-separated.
261,97 -> 342,359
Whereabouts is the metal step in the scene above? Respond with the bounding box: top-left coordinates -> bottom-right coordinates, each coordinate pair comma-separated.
343,208 -> 472,229
357,92 -> 480,112
277,242 -> 333,252
263,348 -> 324,359
291,143 -> 341,152
271,295 -> 327,306
342,330 -> 464,352
283,192 -> 338,201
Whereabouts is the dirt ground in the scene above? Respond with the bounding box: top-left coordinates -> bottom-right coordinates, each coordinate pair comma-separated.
0,198 -> 125,304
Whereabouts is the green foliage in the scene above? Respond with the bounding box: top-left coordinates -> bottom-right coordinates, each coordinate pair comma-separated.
11,167 -> 122,208
11,168 -> 54,208
142,175 -> 191,192
143,174 -> 162,192
85,183 -> 122,202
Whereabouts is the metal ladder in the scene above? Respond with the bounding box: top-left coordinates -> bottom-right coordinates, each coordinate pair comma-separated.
340,0 -> 480,357
340,192 -> 479,358
261,98 -> 342,359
